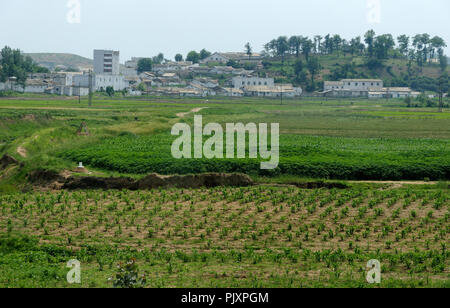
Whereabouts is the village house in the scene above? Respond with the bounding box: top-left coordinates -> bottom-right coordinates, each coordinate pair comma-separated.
322,78 -> 384,97
217,87 -> 244,97
368,87 -> 420,99
243,84 -> 302,98
232,75 -> 275,88
201,52 -> 263,65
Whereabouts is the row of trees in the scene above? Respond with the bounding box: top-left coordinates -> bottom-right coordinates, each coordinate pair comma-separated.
136,49 -> 214,73
136,53 -> 166,73
0,46 -> 49,86
263,31 -> 447,70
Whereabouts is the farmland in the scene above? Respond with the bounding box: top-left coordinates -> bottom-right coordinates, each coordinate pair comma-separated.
0,185 -> 448,288
62,134 -> 450,180
0,95 -> 449,288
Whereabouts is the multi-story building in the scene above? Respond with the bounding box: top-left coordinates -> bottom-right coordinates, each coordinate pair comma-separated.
93,50 -> 120,75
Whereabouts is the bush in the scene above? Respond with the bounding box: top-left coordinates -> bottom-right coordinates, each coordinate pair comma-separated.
112,258 -> 147,288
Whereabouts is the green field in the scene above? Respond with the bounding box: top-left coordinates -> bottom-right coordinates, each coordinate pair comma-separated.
0,186 -> 448,288
0,95 -> 449,288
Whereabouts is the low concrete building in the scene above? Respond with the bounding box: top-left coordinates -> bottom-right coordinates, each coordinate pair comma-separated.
368,87 -> 419,99
73,73 -> 129,92
243,85 -> 297,98
232,75 -> 274,89
201,52 -> 263,65
217,87 -> 244,97
324,79 -> 384,93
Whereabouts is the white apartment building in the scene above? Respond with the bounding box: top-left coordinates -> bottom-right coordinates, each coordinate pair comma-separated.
324,79 -> 383,92
73,73 -> 129,92
94,50 -> 120,75
232,76 -> 274,89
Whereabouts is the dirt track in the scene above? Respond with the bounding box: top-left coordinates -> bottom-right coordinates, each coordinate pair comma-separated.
176,107 -> 208,118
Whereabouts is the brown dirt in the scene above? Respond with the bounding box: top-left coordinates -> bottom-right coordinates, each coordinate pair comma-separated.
0,154 -> 19,170
28,170 -> 254,190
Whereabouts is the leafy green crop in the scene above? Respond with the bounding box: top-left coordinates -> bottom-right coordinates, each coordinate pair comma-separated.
61,134 -> 450,180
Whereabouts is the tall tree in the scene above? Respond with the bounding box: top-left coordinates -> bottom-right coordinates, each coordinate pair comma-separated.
288,36 -> 301,57
137,58 -> 153,73
0,46 -> 48,86
364,30 -> 376,57
397,35 -> 410,57
175,54 -> 183,62
313,35 -> 322,54
301,37 -> 314,61
199,49 -> 211,60
293,59 -> 305,82
374,34 -> 395,59
245,42 -> 253,59
186,51 -> 200,64
307,57 -> 321,90
276,36 -> 289,63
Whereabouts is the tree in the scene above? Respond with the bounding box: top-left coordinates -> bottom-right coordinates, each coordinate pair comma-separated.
175,54 -> 183,62
245,43 -> 252,59
314,35 -> 323,54
136,83 -> 146,92
301,37 -> 314,61
288,36 -> 301,57
439,52 -> 448,72
374,34 -> 395,60
431,36 -> 447,60
307,57 -> 321,90
199,49 -> 211,60
186,51 -> 200,64
397,35 -> 410,57
106,86 -> 115,97
276,36 -> 289,63
293,59 -> 306,83
152,53 -> 164,65
0,46 -> 50,87
137,58 -> 153,73
350,37 -> 363,55
364,30 -> 376,57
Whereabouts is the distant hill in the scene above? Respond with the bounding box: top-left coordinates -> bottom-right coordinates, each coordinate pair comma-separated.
24,53 -> 93,71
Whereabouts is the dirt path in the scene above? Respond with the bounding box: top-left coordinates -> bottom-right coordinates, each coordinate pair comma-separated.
176,107 -> 208,118
348,180 -> 437,189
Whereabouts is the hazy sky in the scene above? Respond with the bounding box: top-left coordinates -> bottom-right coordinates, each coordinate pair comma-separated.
0,0 -> 449,62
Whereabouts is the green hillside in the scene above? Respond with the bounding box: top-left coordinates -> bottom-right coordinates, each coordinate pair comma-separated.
23,53 -> 92,71
261,54 -> 449,92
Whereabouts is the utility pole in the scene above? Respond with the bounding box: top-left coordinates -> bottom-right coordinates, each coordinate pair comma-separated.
280,84 -> 283,105
438,77 -> 443,113
88,70 -> 93,106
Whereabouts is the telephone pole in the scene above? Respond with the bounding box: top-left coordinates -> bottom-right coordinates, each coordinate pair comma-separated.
280,84 -> 283,105
438,77 -> 443,113
88,70 -> 93,106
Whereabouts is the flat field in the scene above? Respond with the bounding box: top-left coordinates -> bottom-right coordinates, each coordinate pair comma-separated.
0,95 -> 448,288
